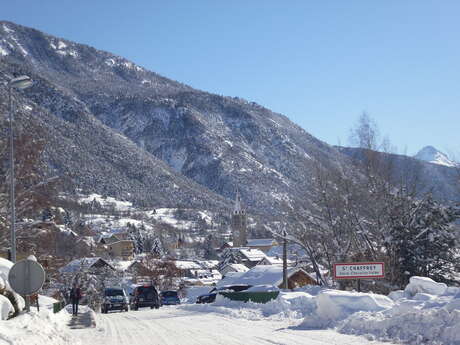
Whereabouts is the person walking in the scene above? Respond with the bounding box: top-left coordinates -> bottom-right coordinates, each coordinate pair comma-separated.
69,283 -> 82,315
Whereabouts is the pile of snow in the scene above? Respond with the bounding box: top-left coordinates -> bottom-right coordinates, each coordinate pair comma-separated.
337,277 -> 460,345
404,276 -> 448,296
182,275 -> 460,345
0,307 -> 76,344
0,294 -> 14,320
0,258 -> 25,319
182,290 -> 316,321
299,290 -> 394,329
183,286 -> 213,304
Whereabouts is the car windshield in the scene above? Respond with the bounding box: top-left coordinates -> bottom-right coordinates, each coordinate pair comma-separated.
105,288 -> 124,297
161,291 -> 177,298
137,286 -> 157,297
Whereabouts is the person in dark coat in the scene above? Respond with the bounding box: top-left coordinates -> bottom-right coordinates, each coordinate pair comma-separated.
69,283 -> 82,315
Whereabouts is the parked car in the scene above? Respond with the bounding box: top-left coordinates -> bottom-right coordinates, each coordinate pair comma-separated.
101,287 -> 129,313
160,290 -> 181,305
196,284 -> 252,304
130,285 -> 160,310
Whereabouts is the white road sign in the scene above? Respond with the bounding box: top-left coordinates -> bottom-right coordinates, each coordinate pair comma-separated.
333,262 -> 385,279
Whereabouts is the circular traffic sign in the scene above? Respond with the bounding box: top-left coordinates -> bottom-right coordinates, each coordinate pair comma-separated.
8,259 -> 45,295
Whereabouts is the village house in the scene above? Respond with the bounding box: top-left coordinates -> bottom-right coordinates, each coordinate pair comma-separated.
229,265 -> 318,289
59,257 -> 115,275
107,240 -> 135,260
219,263 -> 250,276
111,260 -> 155,283
246,238 -> 278,253
95,232 -> 135,260
220,247 -> 268,269
258,255 -> 295,266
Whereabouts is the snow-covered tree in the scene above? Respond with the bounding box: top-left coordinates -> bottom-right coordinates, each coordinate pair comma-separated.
151,237 -> 165,258
387,195 -> 459,286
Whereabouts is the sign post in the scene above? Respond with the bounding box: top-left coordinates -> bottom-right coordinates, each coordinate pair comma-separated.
333,262 -> 384,292
8,258 -> 45,312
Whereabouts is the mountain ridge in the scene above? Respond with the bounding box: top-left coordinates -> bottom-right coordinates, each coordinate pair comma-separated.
414,146 -> 457,168
0,20 -> 347,225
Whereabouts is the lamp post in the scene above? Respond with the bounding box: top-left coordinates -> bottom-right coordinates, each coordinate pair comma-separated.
7,75 -> 33,263
282,227 -> 288,289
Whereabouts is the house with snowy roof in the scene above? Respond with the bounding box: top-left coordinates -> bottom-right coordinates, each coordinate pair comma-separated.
59,257 -> 115,274
218,247 -> 268,270
229,265 -> 318,289
220,263 -> 250,276
246,238 -> 278,253
258,255 -> 295,266
197,260 -> 220,270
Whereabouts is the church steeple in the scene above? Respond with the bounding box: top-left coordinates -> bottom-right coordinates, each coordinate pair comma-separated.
234,188 -> 244,214
231,187 -> 247,247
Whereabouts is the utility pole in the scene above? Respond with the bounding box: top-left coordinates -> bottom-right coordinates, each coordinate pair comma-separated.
282,228 -> 288,289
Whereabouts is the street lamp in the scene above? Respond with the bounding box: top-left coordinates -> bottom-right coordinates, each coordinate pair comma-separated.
7,75 -> 33,263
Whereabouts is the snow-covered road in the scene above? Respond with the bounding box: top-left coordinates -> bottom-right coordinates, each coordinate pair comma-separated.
72,306 -> 391,345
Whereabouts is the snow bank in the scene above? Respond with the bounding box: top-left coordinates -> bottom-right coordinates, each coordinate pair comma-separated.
182,275 -> 460,345
183,286 -> 213,304
404,276 -> 447,296
336,277 -> 460,345
0,307 -> 77,344
39,295 -> 58,308
0,258 -> 25,318
299,290 -> 394,329
181,290 -> 316,321
0,295 -> 14,320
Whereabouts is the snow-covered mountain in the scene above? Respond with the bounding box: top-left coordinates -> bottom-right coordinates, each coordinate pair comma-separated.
0,20 -> 348,226
338,146 -> 460,202
414,146 -> 457,167
1,20 -> 459,234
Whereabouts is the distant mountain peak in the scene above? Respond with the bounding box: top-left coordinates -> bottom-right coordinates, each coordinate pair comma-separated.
414,146 -> 456,167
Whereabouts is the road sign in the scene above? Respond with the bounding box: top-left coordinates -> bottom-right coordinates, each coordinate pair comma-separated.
8,259 -> 45,295
333,262 -> 385,280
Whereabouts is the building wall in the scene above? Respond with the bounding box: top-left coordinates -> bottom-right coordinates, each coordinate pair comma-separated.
281,270 -> 318,289
108,241 -> 134,260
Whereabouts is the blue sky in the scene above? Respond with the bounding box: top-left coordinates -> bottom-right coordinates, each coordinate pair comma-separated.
3,1 -> 459,155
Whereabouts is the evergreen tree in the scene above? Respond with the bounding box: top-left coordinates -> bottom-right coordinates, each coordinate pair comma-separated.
388,195 -> 459,286
151,237 -> 164,258
217,248 -> 242,271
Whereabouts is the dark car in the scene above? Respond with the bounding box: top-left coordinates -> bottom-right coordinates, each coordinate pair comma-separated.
102,288 -> 129,313
196,284 -> 251,304
130,285 -> 160,310
160,290 -> 181,305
